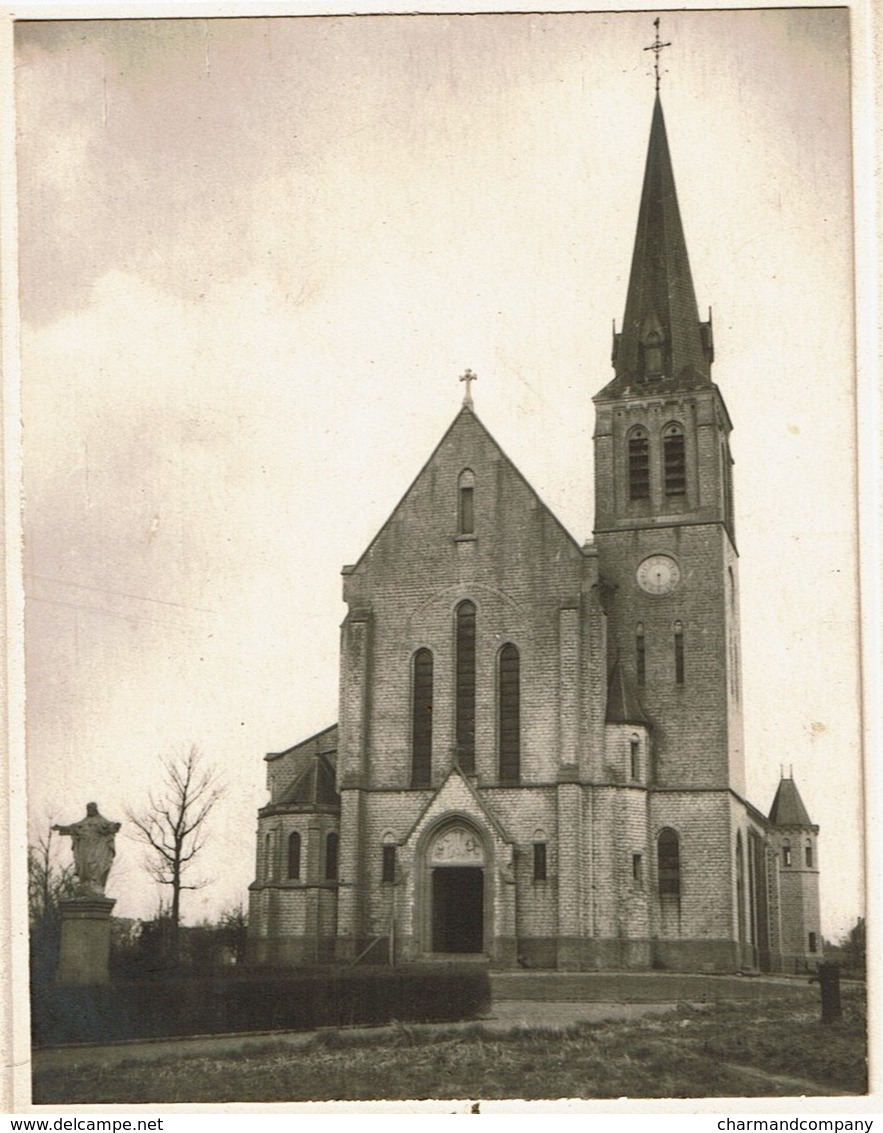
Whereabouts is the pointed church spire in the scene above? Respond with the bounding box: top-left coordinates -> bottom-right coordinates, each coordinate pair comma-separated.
608,95 -> 713,395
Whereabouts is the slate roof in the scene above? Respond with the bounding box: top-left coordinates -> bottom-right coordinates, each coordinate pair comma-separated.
605,657 -> 649,726
768,776 -> 814,827
279,753 -> 340,809
598,95 -> 712,399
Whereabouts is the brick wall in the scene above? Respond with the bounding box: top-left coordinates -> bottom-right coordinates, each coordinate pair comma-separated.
598,524 -> 742,792
341,410 -> 596,794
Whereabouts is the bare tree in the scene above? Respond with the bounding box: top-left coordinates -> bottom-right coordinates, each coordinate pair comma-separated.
28,824 -> 77,981
28,825 -> 76,924
126,745 -> 224,955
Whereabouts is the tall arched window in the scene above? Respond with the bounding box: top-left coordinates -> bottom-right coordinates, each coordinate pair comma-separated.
628,428 -> 650,501
458,469 -> 475,535
805,841 -> 813,868
287,831 -> 301,880
658,828 -> 681,895
498,644 -> 520,784
325,832 -> 339,881
411,648 -> 433,787
663,424 -> 686,497
456,601 -> 476,773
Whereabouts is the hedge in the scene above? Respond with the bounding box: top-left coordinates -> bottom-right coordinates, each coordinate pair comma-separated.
31,964 -> 492,1047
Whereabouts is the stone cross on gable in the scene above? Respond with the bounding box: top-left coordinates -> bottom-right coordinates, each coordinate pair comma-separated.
460,368 -> 477,407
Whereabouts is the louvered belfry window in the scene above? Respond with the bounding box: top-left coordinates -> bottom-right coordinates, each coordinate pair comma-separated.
456,601 -> 477,773
629,430 -> 650,500
664,425 -> 686,497
498,644 -> 520,784
411,648 -> 433,787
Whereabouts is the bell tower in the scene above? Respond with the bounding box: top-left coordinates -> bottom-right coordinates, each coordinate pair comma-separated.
593,93 -> 744,794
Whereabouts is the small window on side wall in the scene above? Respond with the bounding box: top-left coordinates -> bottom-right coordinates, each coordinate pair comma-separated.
325,832 -> 339,881
657,828 -> 680,896
805,842 -> 813,868
382,844 -> 396,883
808,932 -> 817,953
265,832 -> 275,881
782,842 -> 792,867
632,853 -> 643,883
533,843 -> 547,883
630,736 -> 640,780
287,831 -> 301,880
674,621 -> 685,685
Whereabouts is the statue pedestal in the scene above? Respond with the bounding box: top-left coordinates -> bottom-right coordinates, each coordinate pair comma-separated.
57,896 -> 116,984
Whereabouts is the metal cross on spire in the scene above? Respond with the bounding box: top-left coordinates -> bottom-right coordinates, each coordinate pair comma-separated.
643,17 -> 671,93
460,368 -> 477,407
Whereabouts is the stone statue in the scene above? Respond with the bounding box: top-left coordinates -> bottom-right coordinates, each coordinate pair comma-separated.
53,802 -> 121,896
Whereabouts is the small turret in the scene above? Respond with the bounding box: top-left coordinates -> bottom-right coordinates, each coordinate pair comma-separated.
769,773 -> 822,969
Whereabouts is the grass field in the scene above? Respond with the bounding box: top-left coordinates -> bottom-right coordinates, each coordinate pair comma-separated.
32,984 -> 866,1104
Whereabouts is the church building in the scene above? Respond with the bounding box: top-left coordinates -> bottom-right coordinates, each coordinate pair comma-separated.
247,87 -> 821,972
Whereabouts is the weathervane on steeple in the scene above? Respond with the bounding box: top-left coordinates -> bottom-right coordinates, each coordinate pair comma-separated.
643,17 -> 671,93
460,368 -> 477,407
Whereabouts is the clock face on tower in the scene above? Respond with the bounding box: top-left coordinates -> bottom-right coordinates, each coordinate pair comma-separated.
636,554 -> 681,595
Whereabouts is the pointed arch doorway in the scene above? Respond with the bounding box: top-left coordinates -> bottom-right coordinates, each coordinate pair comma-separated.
426,823 -> 486,954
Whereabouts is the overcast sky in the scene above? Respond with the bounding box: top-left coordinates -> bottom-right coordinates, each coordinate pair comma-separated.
14,8 -> 863,939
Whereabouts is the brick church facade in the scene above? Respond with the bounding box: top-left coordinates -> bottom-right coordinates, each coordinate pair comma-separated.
247,92 -> 821,972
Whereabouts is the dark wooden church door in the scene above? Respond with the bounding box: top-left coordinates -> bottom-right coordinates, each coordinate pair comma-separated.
431,866 -> 484,953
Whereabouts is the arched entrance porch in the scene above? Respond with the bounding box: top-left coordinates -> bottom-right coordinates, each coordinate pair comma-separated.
422,821 -> 488,955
